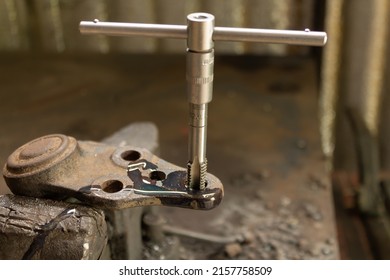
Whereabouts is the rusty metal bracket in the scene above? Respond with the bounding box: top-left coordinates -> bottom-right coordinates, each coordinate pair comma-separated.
3,134 -> 223,210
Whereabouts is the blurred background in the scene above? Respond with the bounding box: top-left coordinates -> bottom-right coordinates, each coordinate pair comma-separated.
0,0 -> 389,259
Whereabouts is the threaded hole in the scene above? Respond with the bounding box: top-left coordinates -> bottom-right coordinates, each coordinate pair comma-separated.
121,150 -> 141,161
102,180 -> 123,193
150,171 -> 166,181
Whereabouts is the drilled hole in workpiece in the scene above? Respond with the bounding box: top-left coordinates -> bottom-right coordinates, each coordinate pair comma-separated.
121,150 -> 141,161
150,171 -> 166,181
101,180 -> 123,193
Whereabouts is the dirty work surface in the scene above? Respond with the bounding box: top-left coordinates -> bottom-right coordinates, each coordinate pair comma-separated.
0,54 -> 338,259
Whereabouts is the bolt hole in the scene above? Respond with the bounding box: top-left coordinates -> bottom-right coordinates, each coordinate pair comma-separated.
121,150 -> 141,161
150,171 -> 166,181
101,180 -> 123,193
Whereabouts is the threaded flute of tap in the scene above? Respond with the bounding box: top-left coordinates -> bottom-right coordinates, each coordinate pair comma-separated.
187,159 -> 207,190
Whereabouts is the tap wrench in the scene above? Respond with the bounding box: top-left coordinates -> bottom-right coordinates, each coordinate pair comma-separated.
80,13 -> 327,191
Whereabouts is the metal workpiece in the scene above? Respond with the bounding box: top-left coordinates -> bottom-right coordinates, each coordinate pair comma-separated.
3,134 -> 223,210
101,122 -> 159,260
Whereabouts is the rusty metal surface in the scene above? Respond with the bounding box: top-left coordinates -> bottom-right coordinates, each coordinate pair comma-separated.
0,54 -> 338,259
101,122 -> 159,260
3,134 -> 223,210
0,122 -> 161,260
0,194 -> 106,259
